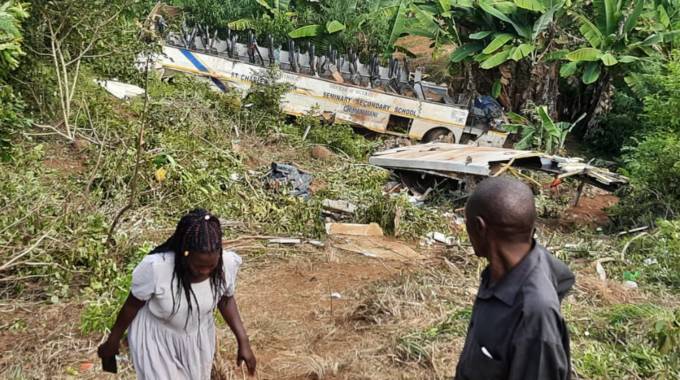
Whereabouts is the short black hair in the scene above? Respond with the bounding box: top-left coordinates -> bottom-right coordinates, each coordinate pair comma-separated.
465,177 -> 536,239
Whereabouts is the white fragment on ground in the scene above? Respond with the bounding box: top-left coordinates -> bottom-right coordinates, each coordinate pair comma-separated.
268,238 -> 302,244
330,292 -> 342,299
427,231 -> 455,245
95,79 -> 145,99
623,280 -> 638,289
643,257 -> 658,265
307,240 -> 325,247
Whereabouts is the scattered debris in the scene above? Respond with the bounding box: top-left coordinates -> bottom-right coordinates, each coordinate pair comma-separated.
267,162 -> 313,198
623,280 -> 638,289
325,222 -> 384,237
426,232 -> 455,246
307,240 -> 325,247
594,257 -> 616,281
95,79 -> 145,99
79,361 -> 94,373
268,238 -> 302,245
643,257 -> 658,266
322,199 -> 357,215
332,235 -> 423,262
369,143 -> 629,195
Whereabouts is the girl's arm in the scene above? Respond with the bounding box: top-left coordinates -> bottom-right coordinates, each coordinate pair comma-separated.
218,295 -> 256,375
97,293 -> 146,358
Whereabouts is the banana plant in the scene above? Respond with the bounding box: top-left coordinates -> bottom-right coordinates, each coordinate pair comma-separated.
444,0 -> 567,69
503,106 -> 585,154
562,0 -> 675,85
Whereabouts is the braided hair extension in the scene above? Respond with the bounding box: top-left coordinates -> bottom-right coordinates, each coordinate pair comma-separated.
150,209 -> 226,328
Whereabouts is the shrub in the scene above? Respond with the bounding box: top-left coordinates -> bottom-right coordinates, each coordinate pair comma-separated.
0,83 -> 30,160
611,133 -> 680,225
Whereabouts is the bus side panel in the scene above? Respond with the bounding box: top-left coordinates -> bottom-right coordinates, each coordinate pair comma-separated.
409,119 -> 464,141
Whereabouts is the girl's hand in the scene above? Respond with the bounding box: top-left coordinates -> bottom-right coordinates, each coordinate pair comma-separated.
97,337 -> 120,359
237,342 -> 257,375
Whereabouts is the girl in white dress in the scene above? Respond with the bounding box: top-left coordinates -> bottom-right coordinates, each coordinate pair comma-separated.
98,209 -> 256,379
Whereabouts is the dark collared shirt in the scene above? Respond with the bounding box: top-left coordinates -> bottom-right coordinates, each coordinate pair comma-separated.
455,243 -> 574,380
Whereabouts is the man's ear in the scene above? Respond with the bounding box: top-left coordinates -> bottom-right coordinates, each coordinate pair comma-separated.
475,216 -> 487,237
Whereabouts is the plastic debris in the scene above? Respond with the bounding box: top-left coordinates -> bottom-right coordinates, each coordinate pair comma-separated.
267,162 -> 313,198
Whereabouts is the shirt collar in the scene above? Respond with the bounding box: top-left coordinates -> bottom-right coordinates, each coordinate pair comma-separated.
477,241 -> 542,306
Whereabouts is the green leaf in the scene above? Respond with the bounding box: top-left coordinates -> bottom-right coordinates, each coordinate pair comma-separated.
480,48 -> 512,69
657,5 -> 670,28
640,33 -> 663,46
581,61 -> 601,84
624,0 -> 644,34
388,0 -> 411,47
469,31 -> 493,40
537,106 -> 557,134
256,0 -> 273,11
325,20 -> 346,34
574,13 -> 604,48
559,61 -> 579,77
532,4 -> 560,40
288,24 -> 323,38
566,47 -> 603,62
482,33 -> 514,54
492,80 -> 502,98
514,0 -> 545,12
600,52 -> 618,66
479,0 -> 531,39
495,1 -> 518,14
450,42 -> 484,62
506,111 -> 528,124
437,0 -> 453,11
227,18 -> 255,30
618,55 -> 638,63
515,128 -> 536,150
510,43 -> 534,60
594,0 -> 618,35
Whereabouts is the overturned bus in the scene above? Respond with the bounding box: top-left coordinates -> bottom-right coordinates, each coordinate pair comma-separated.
147,5 -> 509,147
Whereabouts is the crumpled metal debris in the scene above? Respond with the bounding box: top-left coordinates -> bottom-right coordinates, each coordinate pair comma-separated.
267,162 -> 313,198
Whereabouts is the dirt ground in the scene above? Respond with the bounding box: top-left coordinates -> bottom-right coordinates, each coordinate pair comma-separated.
0,241 -> 475,379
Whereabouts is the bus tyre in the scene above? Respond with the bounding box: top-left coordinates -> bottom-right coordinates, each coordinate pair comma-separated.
423,128 -> 455,143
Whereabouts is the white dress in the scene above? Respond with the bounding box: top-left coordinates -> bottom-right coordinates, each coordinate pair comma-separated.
127,251 -> 242,380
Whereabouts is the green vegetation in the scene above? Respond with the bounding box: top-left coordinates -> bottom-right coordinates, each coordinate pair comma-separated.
571,304 -> 680,379
0,0 -> 679,378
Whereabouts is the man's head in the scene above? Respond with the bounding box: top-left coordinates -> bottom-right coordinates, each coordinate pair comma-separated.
464,177 -> 536,258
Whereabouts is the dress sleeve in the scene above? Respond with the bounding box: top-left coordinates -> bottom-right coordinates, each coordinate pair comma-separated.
130,255 -> 158,301
222,251 -> 243,297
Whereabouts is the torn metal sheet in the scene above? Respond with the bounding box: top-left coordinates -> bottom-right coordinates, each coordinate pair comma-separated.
370,143 -> 542,176
369,143 -> 628,191
95,80 -> 145,100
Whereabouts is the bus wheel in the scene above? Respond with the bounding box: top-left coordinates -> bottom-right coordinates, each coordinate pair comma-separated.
423,128 -> 455,143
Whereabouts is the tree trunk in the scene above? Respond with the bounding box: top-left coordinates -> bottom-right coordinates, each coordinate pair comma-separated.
517,61 -> 560,117
582,71 -> 612,136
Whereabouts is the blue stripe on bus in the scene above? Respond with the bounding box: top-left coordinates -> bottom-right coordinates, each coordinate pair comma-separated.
179,49 -> 228,92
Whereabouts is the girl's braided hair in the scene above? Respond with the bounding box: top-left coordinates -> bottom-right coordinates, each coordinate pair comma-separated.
150,209 -> 225,327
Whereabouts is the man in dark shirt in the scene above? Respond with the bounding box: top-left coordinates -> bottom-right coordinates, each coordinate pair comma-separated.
455,177 -> 575,380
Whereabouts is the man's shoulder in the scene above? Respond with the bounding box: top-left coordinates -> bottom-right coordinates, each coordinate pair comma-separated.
518,259 -> 563,320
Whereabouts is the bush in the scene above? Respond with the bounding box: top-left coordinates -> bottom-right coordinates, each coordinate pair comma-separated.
639,52 -> 680,135
611,133 -> 680,225
621,219 -> 680,289
0,83 -> 31,160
